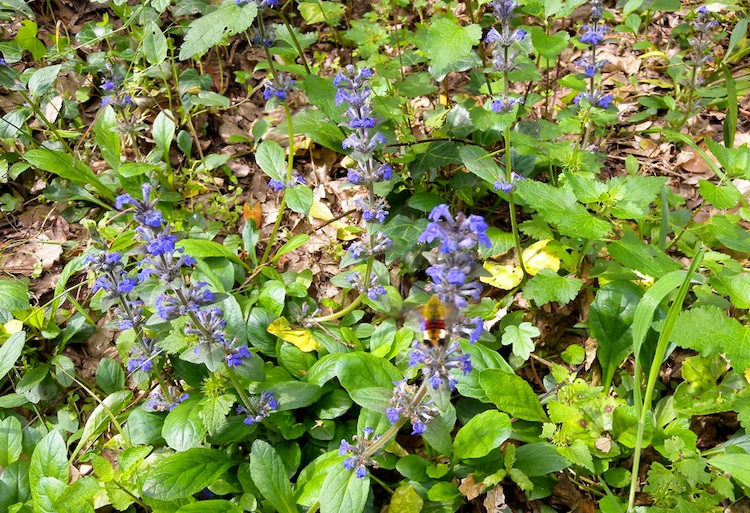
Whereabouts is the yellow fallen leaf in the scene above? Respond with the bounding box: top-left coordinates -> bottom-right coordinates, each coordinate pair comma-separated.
522,239 -> 560,276
3,319 -> 24,334
309,200 -> 334,221
267,317 -> 321,352
481,262 -> 523,290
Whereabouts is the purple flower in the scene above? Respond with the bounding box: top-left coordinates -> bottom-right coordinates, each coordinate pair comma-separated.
237,391 -> 278,425
409,341 -> 472,390
146,388 -> 189,412
226,345 -> 252,367
491,96 -> 523,113
580,24 -> 609,46
268,179 -> 286,191
387,380 -> 439,434
264,74 -> 295,102
339,427 -> 379,478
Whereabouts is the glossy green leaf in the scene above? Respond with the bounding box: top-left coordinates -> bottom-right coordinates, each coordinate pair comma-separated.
453,410 -> 511,459
0,417 -> 23,467
163,397 -> 208,451
480,369 -> 549,422
337,352 -> 401,392
249,440 -> 297,513
142,448 -> 236,499
28,64 -> 61,98
30,430 -> 68,486
256,140 -> 286,181
144,20 -> 168,65
320,457 -> 370,513
93,105 -> 121,170
286,185 -> 314,214
24,148 -> 115,201
589,281 -> 642,389
95,357 -> 125,395
514,442 -> 570,476
708,454 -> 750,488
176,500 -> 243,513
153,109 -> 176,161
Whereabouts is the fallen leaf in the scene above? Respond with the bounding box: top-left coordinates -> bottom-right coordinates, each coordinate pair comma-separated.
268,317 -> 321,352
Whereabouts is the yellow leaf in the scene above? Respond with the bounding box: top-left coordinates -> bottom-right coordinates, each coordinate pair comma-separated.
522,239 -> 560,276
267,317 -> 321,352
309,200 -> 334,221
480,262 -> 523,290
3,319 -> 24,334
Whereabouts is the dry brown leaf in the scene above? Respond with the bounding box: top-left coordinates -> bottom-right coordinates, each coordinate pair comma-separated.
458,474 -> 485,501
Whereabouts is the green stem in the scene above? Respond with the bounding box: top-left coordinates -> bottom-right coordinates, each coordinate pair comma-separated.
259,101 -> 295,266
625,246 -> 705,513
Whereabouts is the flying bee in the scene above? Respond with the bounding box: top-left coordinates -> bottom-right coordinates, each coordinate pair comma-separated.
421,295 -> 457,347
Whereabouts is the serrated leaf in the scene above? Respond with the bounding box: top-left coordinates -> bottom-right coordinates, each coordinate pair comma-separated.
607,230 -> 681,279
517,180 -> 610,239
530,28 -> 570,59
423,17 -> 482,80
698,180 -> 741,209
142,448 -> 236,499
501,322 -> 540,361
480,369 -> 549,422
557,439 -> 594,472
708,454 -> 750,488
199,394 -> 234,434
523,269 -> 582,306
179,2 -> 258,60
673,306 -> 750,371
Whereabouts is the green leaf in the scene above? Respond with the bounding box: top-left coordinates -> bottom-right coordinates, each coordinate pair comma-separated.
249,440 -> 297,513
259,280 -> 286,317
30,431 -> 68,485
557,439 -> 594,472
143,20 -> 168,65
423,17 -> 482,80
153,110 -> 176,162
607,230 -> 681,278
0,331 -> 25,383
124,408 -> 165,445
289,109 -> 345,152
514,442 -> 570,476
0,416 -> 23,468
406,192 -> 445,212
73,391 -> 132,460
176,239 -> 247,270
93,106 -> 121,170
337,353 -> 401,392
607,175 -> 667,220
286,185 -> 313,214
163,397 -> 208,451
28,64 -> 62,99
256,140 -> 286,181
501,322 -> 540,362
480,369 -> 549,422
523,269 -> 582,306
298,1 -> 346,25
95,358 -> 125,395
16,20 -> 46,60
319,456 -> 370,513
269,381 -> 322,410
517,180 -> 610,239
589,281 -> 642,389
199,394 -> 235,434
708,454 -> 750,488
672,306 -> 750,371
453,410 -> 511,459
24,148 -> 115,201
698,180 -> 741,209
176,500 -> 243,513
142,448 -> 236,500
0,279 -> 30,310
179,2 -> 258,60
273,234 -> 310,265
459,144 -> 503,186
529,27 -> 570,59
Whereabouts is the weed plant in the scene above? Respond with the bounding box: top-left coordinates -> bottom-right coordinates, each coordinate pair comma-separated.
0,0 -> 749,512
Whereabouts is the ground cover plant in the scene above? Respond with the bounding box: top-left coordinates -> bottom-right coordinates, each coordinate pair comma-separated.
1,0 -> 750,511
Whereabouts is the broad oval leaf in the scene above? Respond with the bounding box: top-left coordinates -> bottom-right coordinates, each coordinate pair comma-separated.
319,457 -> 370,513
142,448 -> 236,500
479,369 -> 549,422
249,440 -> 297,513
453,410 -> 511,459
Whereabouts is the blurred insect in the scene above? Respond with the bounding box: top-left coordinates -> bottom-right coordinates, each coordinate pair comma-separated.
421,295 -> 457,347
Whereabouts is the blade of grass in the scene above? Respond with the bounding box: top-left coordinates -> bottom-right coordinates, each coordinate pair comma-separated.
626,245 -> 705,512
